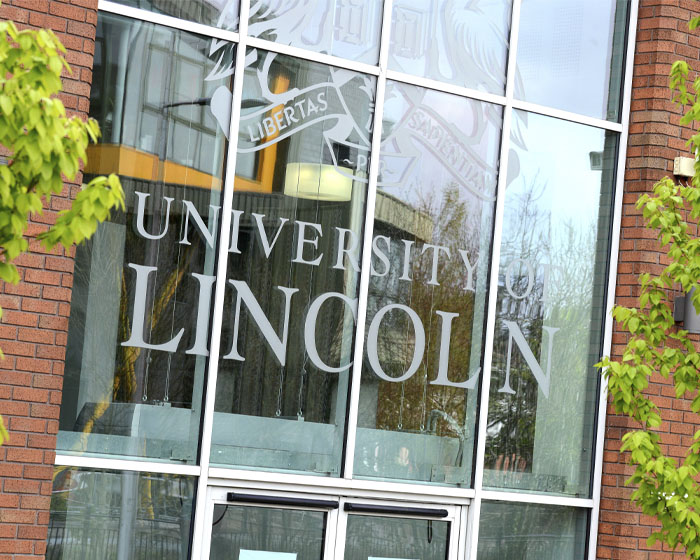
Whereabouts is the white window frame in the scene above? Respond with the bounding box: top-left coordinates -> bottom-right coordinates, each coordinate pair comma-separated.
53,0 -> 642,558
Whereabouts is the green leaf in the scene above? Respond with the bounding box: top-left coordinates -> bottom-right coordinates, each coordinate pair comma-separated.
0,416 -> 8,446
0,95 -> 12,115
0,17 -> 124,438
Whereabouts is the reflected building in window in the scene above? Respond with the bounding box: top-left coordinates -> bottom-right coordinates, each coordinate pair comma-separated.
59,13 -> 232,464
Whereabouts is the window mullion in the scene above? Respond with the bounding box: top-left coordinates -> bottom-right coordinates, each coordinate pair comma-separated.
190,0 -> 251,557
341,0 -> 396,480
467,0 -> 523,555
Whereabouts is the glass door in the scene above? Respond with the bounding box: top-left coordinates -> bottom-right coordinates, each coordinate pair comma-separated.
337,499 -> 462,560
203,488 -> 339,560
202,488 -> 464,560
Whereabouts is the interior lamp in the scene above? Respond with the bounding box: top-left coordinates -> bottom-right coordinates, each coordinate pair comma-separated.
284,163 -> 353,202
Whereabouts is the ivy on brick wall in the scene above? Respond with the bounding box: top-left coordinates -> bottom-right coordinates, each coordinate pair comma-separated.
598,13 -> 700,558
0,14 -> 123,444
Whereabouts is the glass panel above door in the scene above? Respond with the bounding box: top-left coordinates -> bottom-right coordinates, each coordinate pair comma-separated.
211,49 -> 375,476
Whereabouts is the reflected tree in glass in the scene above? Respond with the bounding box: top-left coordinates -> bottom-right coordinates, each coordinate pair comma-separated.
486,181 -> 599,481
358,187 -> 483,480
354,82 -> 501,486
483,113 -> 617,496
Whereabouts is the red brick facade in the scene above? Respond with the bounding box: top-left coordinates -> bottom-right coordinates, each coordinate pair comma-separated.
598,1 -> 700,559
0,1 -> 97,558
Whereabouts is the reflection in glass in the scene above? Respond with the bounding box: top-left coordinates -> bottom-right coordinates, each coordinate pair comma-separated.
248,0 -> 383,64
345,514 -> 450,560
354,81 -> 502,486
58,12 -> 232,463
212,50 -> 375,476
388,0 -> 511,94
478,501 -> 588,559
515,0 -> 629,120
46,467 -> 195,560
484,112 -> 617,496
210,505 -> 326,560
108,0 -> 240,30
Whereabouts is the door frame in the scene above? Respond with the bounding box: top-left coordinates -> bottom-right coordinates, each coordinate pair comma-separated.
200,485 -> 467,560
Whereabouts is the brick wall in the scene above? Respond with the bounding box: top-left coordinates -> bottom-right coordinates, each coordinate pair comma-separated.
0,1 -> 97,558
598,1 -> 700,559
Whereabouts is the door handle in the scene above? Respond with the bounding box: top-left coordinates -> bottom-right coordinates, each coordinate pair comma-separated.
226,492 -> 339,509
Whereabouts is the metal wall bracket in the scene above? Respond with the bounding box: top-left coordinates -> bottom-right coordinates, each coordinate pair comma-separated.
674,287 -> 700,333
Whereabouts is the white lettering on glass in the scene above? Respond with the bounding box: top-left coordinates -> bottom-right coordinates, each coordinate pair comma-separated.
399,239 -> 414,282
134,191 -> 173,240
505,258 -> 535,300
498,321 -> 560,397
333,228 -> 360,272
121,193 -> 574,397
224,280 -> 299,366
370,235 -> 391,277
228,208 -> 244,254
252,213 -> 289,258
457,249 -> 478,292
180,200 -> 220,248
367,304 -> 425,383
185,273 -> 216,356
304,292 -> 358,372
421,244 -> 450,286
121,263 -> 184,352
292,221 -> 324,266
430,311 -> 480,389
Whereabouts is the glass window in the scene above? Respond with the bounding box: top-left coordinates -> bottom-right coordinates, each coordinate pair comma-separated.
353,81 -> 502,486
477,501 -> 588,559
108,0 -> 240,30
344,514 -> 450,560
388,0 -> 512,94
483,112 -> 617,496
515,0 -> 629,120
248,0 -> 383,64
58,12 -> 233,464
210,504 -> 326,560
51,3 -> 634,555
211,50 -> 375,476
46,467 -> 195,560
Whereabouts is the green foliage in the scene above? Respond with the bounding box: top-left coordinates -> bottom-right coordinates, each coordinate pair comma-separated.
598,25 -> 700,557
0,18 -> 124,445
